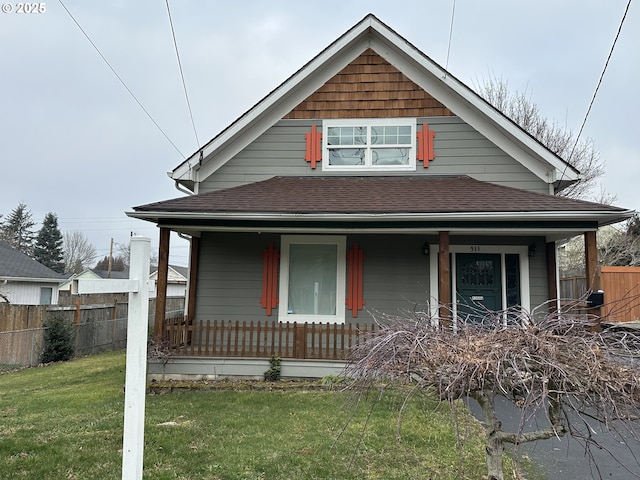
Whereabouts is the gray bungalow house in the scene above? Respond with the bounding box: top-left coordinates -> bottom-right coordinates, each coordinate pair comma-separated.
129,15 -> 633,379
0,240 -> 65,305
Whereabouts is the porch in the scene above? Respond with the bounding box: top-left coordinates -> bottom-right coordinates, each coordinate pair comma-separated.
146,227 -> 611,381
162,317 -> 375,360
150,319 -> 376,380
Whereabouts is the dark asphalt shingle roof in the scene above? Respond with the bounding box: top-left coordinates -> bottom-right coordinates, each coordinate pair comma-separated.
133,175 -> 627,215
92,269 -> 130,280
0,241 -> 66,280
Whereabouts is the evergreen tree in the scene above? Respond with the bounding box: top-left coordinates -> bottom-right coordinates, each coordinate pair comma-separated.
41,313 -> 75,363
1,203 -> 36,255
34,212 -> 65,273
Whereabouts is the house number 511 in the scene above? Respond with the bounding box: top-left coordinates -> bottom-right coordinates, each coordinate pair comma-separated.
470,245 -> 481,252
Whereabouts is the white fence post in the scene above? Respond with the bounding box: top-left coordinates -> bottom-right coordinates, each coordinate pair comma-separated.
121,236 -> 150,480
68,235 -> 151,480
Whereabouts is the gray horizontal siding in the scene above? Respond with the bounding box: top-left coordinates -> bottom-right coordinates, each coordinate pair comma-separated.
424,117 -> 547,193
195,232 -> 278,321
350,234 -> 432,321
194,232 -> 433,325
196,233 -> 548,323
528,237 -> 551,312
199,122 -> 316,193
198,117 -> 550,195
193,232 -> 549,326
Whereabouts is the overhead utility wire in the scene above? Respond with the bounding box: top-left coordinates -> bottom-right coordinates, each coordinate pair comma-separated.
444,0 -> 456,76
563,0 -> 631,175
58,0 -> 186,159
165,0 -> 200,147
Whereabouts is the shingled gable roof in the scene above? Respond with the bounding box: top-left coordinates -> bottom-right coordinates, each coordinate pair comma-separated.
0,240 -> 65,282
169,14 -> 580,192
131,175 -> 631,227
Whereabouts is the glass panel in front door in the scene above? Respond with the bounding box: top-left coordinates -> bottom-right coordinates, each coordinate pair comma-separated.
456,253 -> 502,323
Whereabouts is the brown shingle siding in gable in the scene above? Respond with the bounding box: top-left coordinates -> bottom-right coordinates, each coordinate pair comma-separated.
284,49 -> 455,119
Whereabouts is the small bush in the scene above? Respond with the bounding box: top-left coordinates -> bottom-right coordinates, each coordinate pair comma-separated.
263,355 -> 281,381
41,313 -> 75,363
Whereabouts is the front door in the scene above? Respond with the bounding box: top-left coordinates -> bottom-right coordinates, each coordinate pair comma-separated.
456,253 -> 502,321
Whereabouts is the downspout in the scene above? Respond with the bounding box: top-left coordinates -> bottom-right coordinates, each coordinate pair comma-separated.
173,150 -> 202,196
174,180 -> 193,196
177,233 -> 191,319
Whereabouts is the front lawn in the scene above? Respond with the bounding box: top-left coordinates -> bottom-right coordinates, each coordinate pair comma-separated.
0,351 -> 523,479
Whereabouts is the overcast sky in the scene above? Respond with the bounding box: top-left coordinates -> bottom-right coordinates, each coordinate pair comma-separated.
1,1 -> 638,266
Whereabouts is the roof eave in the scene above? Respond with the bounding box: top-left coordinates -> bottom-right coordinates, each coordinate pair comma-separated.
0,276 -> 64,283
128,209 -> 633,227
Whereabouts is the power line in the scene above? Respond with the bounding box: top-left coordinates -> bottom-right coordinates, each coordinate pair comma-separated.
57,0 -> 186,159
567,0 -> 632,162
165,0 -> 200,147
444,0 -> 456,76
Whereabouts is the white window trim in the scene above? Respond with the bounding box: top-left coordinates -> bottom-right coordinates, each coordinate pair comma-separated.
278,235 -> 346,324
428,245 -> 531,321
322,118 -> 417,172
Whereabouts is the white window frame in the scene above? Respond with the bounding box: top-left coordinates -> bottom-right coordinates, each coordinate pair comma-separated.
322,118 -> 417,172
39,286 -> 53,305
278,235 -> 346,324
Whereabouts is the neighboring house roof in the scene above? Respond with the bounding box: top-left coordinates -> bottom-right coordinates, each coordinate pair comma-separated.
132,175 -> 631,226
149,265 -> 188,283
92,269 -> 130,280
169,265 -> 188,279
60,266 -> 185,291
58,268 -> 101,290
169,13 -> 580,192
0,240 -> 65,282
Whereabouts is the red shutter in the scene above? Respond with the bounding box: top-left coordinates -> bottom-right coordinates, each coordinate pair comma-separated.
304,124 -> 322,169
260,242 -> 279,316
416,123 -> 436,167
346,243 -> 365,318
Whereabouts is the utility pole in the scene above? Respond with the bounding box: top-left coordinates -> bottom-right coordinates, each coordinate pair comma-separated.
108,237 -> 113,278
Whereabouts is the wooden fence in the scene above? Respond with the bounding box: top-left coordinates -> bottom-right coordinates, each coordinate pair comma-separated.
560,266 -> 640,322
0,297 -> 185,366
164,319 -> 376,360
0,304 -> 49,331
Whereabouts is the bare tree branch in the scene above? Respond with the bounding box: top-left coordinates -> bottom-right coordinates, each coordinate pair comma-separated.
345,305 -> 640,479
475,75 -> 605,200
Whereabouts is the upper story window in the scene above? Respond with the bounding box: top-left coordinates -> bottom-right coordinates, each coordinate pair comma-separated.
322,118 -> 416,171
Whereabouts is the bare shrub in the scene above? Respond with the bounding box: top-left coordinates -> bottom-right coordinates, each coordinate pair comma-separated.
345,304 -> 640,480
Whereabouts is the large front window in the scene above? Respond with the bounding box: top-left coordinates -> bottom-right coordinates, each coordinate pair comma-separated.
278,235 -> 346,324
323,119 -> 416,171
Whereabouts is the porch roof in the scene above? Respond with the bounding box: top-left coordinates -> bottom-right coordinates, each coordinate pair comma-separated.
130,175 -> 631,227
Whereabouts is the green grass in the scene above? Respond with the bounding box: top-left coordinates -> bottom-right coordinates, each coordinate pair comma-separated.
0,351 -> 523,479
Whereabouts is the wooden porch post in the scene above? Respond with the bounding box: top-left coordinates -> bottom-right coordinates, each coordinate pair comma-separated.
584,231 -> 599,291
546,242 -> 558,312
438,231 -> 451,326
186,236 -> 199,322
154,227 -> 170,341
584,230 -> 602,324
